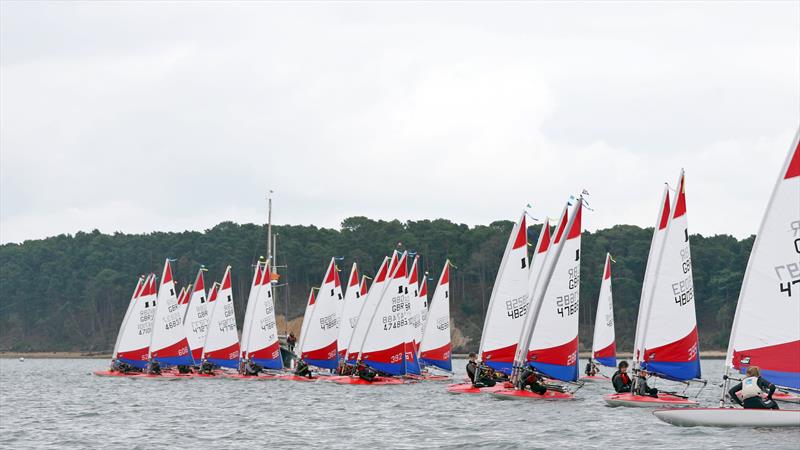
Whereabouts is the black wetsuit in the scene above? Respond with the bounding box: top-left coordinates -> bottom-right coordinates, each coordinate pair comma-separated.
585,362 -> 598,376
519,368 -> 546,395
357,364 -> 377,382
295,360 -> 313,379
612,370 -> 632,393
729,377 -> 779,410
466,361 -> 478,383
200,361 -> 215,375
634,375 -> 659,398
244,362 -> 262,376
177,365 -> 192,374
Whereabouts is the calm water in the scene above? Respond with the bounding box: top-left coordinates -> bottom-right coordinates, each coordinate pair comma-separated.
1,358 -> 798,449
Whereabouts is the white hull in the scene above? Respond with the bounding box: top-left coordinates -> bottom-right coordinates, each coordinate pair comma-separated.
654,408 -> 800,428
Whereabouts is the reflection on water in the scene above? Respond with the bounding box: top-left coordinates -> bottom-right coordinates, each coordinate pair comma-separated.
0,359 -> 797,449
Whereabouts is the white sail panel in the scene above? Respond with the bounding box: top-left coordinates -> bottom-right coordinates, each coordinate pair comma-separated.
149,259 -> 192,365
592,253 -> 616,368
184,269 -> 210,362
419,261 -> 452,372
299,258 -> 343,370
202,266 -> 240,368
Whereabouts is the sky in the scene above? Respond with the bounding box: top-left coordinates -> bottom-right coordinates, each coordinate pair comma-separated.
1,1 -> 798,244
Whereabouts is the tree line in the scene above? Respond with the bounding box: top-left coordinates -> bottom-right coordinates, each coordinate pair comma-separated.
0,216 -> 752,353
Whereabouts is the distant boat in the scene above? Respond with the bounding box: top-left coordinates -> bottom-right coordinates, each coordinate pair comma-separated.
605,171 -> 701,407
419,260 -> 453,373
336,262 -> 363,362
184,269 -> 210,363
407,256 -> 425,355
240,261 -> 266,362
655,129 -> 800,427
115,274 -> 156,369
346,255 -> 393,365
148,259 -> 193,368
243,261 -> 283,370
583,253 -> 616,382
299,258 -> 343,371
201,266 -> 240,369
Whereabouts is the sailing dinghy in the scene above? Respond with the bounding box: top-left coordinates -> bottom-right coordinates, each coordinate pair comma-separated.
581,253 -> 616,382
491,201 -> 581,400
94,276 -> 148,377
336,263 -> 364,363
655,130 -> 800,427
201,266 -> 240,369
418,261 -> 453,381
184,269 -> 210,363
298,258 -> 343,372
605,172 -> 702,407
148,260 -> 193,370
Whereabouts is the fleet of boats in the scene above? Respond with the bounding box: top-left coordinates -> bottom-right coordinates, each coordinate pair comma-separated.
95,131 -> 799,428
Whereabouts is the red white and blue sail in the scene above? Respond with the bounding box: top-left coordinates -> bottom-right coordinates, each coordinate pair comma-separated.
336,262 -> 363,360
527,202 -> 582,382
299,288 -> 316,355
245,263 -> 283,370
299,258 -> 343,370
112,276 -> 145,363
347,256 -> 391,364
184,269 -> 210,362
478,213 -> 529,374
633,186 -> 671,366
726,130 -> 800,389
408,256 -> 426,353
176,287 -> 188,320
240,262 -> 265,359
149,259 -> 193,366
116,274 -> 156,368
361,252 -> 412,375
419,261 -> 452,372
640,171 -> 701,381
202,266 -> 240,368
592,253 -> 616,368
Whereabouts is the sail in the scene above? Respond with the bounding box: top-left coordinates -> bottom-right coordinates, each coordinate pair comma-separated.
633,185 -> 671,365
299,258 -> 343,370
360,252 -> 412,375
184,269 -> 210,362
240,263 -> 265,359
592,253 -> 616,368
347,257 -> 391,363
640,171 -> 701,381
726,130 -> 800,389
417,270 -> 429,353
527,202 -> 582,382
117,274 -> 156,368
176,287 -> 188,321
298,289 -> 316,356
149,259 -> 192,366
246,262 -> 283,370
419,261 -> 452,372
336,262 -> 363,360
408,256 -> 425,353
112,277 -> 145,360
202,266 -> 240,368
403,256 -> 422,376
478,212 -> 530,373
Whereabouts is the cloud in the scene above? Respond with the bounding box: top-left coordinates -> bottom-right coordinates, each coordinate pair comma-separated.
1,2 -> 798,243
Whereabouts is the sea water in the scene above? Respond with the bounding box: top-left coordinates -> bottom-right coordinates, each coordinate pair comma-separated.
1,358 -> 797,449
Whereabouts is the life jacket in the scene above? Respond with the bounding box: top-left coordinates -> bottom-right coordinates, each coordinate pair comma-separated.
619,372 -> 630,386
741,376 -> 762,400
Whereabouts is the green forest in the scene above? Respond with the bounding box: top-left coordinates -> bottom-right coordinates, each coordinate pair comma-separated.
0,217 -> 752,353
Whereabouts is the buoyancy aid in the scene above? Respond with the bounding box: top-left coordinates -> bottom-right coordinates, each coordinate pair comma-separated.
741,376 -> 762,400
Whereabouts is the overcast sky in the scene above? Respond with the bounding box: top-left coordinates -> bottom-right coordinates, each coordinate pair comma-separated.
1,1 -> 798,244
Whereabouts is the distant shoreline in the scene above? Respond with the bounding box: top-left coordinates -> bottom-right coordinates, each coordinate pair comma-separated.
0,350 -> 729,360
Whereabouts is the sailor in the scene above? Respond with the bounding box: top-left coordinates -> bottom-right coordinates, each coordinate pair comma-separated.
244,360 -> 262,376
612,361 -> 632,393
472,364 -> 497,388
585,360 -> 599,377
286,332 -> 297,353
356,361 -> 377,382
634,369 -> 659,398
148,360 -> 162,375
466,353 -> 479,383
177,365 -> 193,374
728,366 -> 779,410
295,359 -> 313,379
199,359 -> 215,375
518,366 -> 547,395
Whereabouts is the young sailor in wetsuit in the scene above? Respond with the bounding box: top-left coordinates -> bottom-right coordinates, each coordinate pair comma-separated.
295,359 -> 314,379
199,359 -> 215,375
177,365 -> 193,374
244,360 -> 262,376
466,353 -> 478,383
147,360 -> 162,375
355,361 -> 377,382
728,366 -> 779,410
518,366 -> 547,395
473,364 -> 497,388
612,361 -> 632,393
584,360 -> 599,377
633,369 -> 659,398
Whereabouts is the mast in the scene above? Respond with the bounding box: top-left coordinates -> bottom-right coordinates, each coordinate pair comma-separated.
267,190 -> 273,263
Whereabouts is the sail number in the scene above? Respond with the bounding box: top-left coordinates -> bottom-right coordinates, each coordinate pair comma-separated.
556,292 -> 578,317
505,294 -> 528,319
672,276 -> 694,306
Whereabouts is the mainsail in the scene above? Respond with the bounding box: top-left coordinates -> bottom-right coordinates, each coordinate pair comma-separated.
419,261 -> 452,372
347,256 -> 392,363
592,253 -> 616,368
184,269 -> 210,362
202,266 -> 240,368
726,130 -> 800,389
640,171 -> 701,381
299,258 -> 343,370
149,259 -> 192,366
478,213 -> 529,373
336,262 -> 363,360
240,262 -> 265,359
112,276 -> 145,363
116,274 -> 156,368
245,262 -> 283,370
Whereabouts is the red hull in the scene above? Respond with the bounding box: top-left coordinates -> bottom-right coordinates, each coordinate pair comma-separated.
491,388 -> 574,400
773,392 -> 800,403
328,376 -> 406,385
272,374 -> 318,382
446,382 -> 512,394
222,373 -> 279,380
604,392 -> 699,407
93,370 -> 141,378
